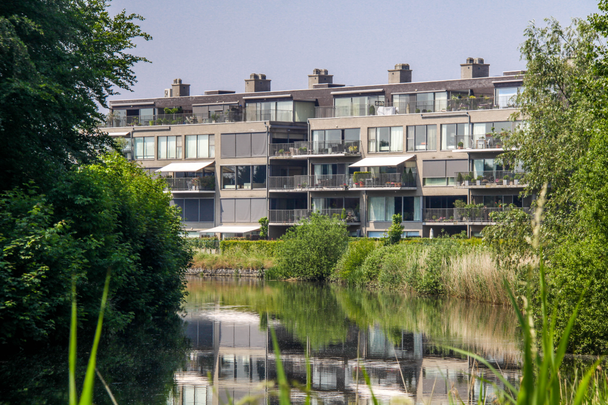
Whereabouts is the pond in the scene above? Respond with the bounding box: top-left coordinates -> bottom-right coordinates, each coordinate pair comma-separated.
0,276 -> 522,404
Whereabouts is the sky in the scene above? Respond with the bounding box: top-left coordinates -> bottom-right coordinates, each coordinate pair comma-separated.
106,0 -> 600,102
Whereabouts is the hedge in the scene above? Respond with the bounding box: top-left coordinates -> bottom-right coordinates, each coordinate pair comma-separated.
219,240 -> 282,257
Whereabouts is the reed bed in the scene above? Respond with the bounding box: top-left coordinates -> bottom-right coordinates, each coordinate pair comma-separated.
191,248 -> 275,271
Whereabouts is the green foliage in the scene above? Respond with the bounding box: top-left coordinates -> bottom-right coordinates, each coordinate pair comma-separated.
385,213 -> 404,245
0,154 -> 191,349
0,0 -> 151,190
268,213 -> 349,280
187,237 -> 220,250
334,238 -> 380,281
259,216 -> 269,239
219,240 -> 281,258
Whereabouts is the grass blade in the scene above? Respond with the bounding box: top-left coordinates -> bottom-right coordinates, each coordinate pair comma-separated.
78,269 -> 111,405
69,276 -> 78,405
269,325 -> 290,405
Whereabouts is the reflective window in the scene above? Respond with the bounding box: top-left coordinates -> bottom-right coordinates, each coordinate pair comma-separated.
407,125 -> 437,151
133,137 -> 154,160
185,135 -> 215,158
368,127 -> 403,152
158,136 -> 182,159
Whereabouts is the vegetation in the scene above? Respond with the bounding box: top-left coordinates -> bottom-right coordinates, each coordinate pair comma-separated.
267,213 -> 349,280
192,250 -> 274,271
385,213 -> 404,245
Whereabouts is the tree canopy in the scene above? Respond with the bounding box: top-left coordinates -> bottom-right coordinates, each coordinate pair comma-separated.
0,0 -> 150,190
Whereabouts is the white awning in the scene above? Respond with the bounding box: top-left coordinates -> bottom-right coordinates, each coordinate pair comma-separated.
349,155 -> 415,168
201,225 -> 260,234
105,131 -> 130,137
156,161 -> 214,173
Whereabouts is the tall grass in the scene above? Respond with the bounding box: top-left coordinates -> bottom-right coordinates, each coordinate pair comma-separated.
191,248 -> 274,271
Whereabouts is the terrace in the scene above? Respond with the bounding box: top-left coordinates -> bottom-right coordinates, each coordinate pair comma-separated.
453,170 -> 525,188
268,209 -> 361,225
268,172 -> 416,191
423,206 -> 531,224
269,141 -> 362,158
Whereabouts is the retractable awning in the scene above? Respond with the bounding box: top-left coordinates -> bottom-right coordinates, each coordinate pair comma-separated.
105,131 -> 130,137
201,225 -> 260,234
349,155 -> 415,168
156,161 -> 214,173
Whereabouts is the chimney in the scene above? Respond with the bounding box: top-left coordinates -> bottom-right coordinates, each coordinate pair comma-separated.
245,73 -> 271,92
388,63 -> 412,83
171,78 -> 190,97
460,57 -> 489,79
308,68 -> 333,89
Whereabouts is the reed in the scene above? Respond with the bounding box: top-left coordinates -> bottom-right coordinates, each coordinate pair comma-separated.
191,248 -> 275,271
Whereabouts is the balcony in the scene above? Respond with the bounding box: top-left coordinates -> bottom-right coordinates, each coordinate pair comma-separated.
268,173 -> 416,191
269,141 -> 362,158
453,171 -> 525,188
103,111 -> 243,128
314,97 -> 499,118
423,206 -> 531,224
269,209 -> 361,225
163,176 -> 216,192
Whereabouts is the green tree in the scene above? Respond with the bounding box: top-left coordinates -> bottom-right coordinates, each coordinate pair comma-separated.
268,213 -> 349,280
386,213 -> 404,245
499,5 -> 608,353
258,216 -> 269,240
0,0 -> 151,190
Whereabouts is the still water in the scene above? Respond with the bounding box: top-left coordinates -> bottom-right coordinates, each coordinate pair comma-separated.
177,277 -> 521,405
0,276 -> 522,405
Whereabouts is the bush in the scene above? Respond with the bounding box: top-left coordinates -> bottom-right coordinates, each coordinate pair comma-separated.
334,239 -> 380,281
268,213 -> 349,280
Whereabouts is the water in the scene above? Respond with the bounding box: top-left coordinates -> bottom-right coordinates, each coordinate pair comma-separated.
0,276 -> 521,405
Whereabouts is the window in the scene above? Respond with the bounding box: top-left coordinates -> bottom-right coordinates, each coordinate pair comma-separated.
368,127 -> 403,152
222,165 -> 267,190
221,132 -> 266,158
423,159 -> 468,186
441,123 -> 470,150
158,136 -> 182,159
172,198 -> 214,222
220,198 -> 267,223
472,121 -> 515,148
368,196 -> 421,222
185,135 -> 215,158
246,101 -> 294,121
495,86 -> 522,108
394,92 -> 447,113
407,125 -> 437,151
134,137 -> 154,159
334,95 -> 385,117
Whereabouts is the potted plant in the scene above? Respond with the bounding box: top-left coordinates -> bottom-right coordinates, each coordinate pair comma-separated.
299,146 -> 307,154
210,113 -> 219,123
457,141 -> 464,149
456,172 -> 464,186
514,174 -> 521,185
464,173 -> 473,186
277,148 -> 284,157
368,105 -> 376,115
503,175 -> 510,186
476,175 -> 483,186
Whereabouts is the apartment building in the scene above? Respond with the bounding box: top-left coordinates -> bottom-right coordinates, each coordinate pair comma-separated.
103,58 -> 530,239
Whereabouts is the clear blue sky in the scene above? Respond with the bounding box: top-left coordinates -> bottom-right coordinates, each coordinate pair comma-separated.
107,0 -> 600,101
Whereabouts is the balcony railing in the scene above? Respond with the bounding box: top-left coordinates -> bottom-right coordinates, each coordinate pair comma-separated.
163,177 -> 216,191
269,209 -> 361,224
269,141 -> 362,157
423,206 -> 531,223
268,172 -> 416,191
245,109 -> 298,122
314,97 -> 498,118
453,171 -> 525,187
103,111 -> 244,128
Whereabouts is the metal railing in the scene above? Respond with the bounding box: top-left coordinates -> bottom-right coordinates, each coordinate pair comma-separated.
103,112 -> 243,127
269,140 -> 361,157
245,109 -> 295,122
423,206 -> 531,223
453,170 -> 525,187
163,177 -> 216,191
269,172 -> 417,191
269,209 -> 361,224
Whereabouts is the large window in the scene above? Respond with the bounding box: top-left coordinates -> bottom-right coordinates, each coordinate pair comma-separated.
472,121 -> 515,148
222,165 -> 266,190
407,125 -> 437,151
246,100 -> 293,122
368,196 -> 421,222
495,86 -> 522,108
334,95 -> 385,117
172,198 -> 214,222
422,159 -> 468,186
134,137 -> 154,160
368,127 -> 403,152
185,135 -> 215,158
441,124 -> 470,150
221,132 -> 267,158
220,198 -> 267,223
158,136 -> 183,159
394,92 -> 448,113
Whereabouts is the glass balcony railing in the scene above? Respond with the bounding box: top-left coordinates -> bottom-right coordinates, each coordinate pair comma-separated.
453,170 -> 525,187
103,112 -> 243,127
269,141 -> 361,157
268,172 -> 416,191
163,176 -> 216,191
269,209 -> 361,224
423,206 -> 531,223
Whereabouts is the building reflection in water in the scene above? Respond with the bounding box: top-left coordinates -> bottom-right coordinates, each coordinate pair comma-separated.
173,304 -> 519,405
